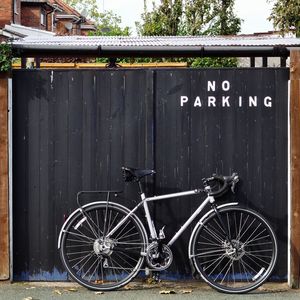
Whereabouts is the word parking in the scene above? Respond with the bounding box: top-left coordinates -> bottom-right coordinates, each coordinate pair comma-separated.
180,80 -> 273,108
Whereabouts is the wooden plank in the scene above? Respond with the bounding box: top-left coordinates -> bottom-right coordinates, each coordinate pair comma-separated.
0,73 -> 9,280
290,49 -> 300,288
12,62 -> 188,69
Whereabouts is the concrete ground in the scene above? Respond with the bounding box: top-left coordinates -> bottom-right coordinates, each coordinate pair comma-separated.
0,280 -> 299,300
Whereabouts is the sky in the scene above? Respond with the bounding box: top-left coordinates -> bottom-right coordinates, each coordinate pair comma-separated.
97,0 -> 274,35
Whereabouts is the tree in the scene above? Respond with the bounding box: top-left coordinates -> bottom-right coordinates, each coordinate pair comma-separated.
184,0 -> 241,35
64,0 -> 130,35
137,0 -> 183,36
64,0 -> 100,20
92,11 -> 130,36
138,0 -> 241,36
268,0 -> 300,37
137,0 -> 242,67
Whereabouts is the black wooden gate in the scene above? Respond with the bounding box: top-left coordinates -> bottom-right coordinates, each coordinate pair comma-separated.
12,68 -> 288,280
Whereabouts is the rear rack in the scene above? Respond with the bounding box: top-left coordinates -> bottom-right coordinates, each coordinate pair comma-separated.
76,190 -> 123,208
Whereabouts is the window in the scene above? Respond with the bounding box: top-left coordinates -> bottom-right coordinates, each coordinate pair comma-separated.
41,10 -> 46,26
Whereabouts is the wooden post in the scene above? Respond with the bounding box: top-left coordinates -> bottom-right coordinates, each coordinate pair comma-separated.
0,73 -> 9,280
290,49 -> 300,288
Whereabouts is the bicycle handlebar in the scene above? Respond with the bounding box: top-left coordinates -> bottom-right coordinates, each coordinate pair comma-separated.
203,173 -> 239,197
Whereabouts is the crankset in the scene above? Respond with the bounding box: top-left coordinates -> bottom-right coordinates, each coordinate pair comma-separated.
146,242 -> 173,271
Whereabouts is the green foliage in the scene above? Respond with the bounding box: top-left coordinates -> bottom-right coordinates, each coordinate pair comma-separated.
91,11 -> 130,36
190,57 -> 238,68
138,0 -> 241,36
268,0 -> 300,37
0,42 -> 12,72
137,0 -> 184,36
137,0 -> 241,67
64,0 -> 99,20
64,0 -> 130,35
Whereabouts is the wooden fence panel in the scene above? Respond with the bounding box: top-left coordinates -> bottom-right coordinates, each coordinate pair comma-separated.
12,68 -> 289,280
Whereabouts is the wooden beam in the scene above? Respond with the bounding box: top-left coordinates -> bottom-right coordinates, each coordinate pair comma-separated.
290,49 -> 300,288
0,73 -> 9,280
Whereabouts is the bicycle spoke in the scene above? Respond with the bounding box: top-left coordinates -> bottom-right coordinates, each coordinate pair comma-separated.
192,248 -> 225,258
202,224 -> 225,244
61,203 -> 145,291
64,230 -> 95,242
192,207 -> 277,293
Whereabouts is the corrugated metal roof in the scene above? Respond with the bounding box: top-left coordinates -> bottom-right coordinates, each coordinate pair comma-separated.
13,35 -> 300,47
11,35 -> 300,58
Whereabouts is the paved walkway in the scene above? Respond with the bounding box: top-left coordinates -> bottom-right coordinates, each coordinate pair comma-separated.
0,281 -> 299,300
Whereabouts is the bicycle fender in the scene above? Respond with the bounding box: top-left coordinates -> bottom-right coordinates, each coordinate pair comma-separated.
57,201 -> 148,249
188,202 -> 238,258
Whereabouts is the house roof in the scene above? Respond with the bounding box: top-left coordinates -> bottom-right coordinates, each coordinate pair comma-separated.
11,34 -> 300,58
49,0 -> 81,17
1,23 -> 55,39
21,0 -> 49,2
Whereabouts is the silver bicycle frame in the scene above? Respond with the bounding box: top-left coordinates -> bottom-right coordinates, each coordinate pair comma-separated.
106,189 -> 215,247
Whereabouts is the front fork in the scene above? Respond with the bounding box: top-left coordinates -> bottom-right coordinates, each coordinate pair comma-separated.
211,203 -> 232,242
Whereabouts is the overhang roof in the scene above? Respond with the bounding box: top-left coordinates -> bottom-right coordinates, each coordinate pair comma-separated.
1,23 -> 55,39
12,35 -> 300,58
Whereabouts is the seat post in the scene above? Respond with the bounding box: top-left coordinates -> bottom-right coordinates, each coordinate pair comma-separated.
137,180 -> 144,195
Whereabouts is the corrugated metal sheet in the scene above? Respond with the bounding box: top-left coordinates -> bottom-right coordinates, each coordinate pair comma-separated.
12,35 -> 300,47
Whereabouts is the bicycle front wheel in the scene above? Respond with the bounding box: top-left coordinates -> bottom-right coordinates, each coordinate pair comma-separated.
60,202 -> 147,291
190,206 -> 277,293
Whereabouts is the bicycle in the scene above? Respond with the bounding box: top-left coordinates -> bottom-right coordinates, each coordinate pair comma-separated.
58,167 -> 278,294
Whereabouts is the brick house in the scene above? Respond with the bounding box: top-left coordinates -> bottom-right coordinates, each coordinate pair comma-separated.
0,0 -> 95,40
0,0 -> 21,29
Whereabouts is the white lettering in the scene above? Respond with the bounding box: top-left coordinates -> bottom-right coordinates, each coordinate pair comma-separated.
249,96 -> 257,107
239,96 -> 243,107
264,96 -> 272,107
222,96 -> 230,107
180,96 -> 189,107
207,81 -> 216,92
222,81 -> 230,91
208,96 -> 216,107
194,96 -> 202,107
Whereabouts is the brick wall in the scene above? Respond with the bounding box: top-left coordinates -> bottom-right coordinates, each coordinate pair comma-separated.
47,12 -> 53,32
55,20 -> 80,35
21,5 -> 42,29
0,0 -> 13,28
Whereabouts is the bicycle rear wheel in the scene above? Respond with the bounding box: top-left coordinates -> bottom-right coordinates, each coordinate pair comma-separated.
60,202 -> 147,291
190,206 -> 277,293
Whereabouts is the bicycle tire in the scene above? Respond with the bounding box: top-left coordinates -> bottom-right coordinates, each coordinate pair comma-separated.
60,202 -> 147,291
190,206 -> 277,293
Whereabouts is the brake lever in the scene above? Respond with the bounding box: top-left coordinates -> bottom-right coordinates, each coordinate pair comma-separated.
231,175 -> 239,194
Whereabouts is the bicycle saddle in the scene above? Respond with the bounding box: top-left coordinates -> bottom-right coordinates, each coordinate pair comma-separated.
122,167 -> 156,182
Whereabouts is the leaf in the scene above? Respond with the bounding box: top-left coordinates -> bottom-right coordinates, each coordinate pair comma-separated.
124,285 -> 133,290
25,287 -> 36,290
67,288 -> 78,292
94,280 -> 104,284
159,290 -> 176,294
95,291 -> 104,295
23,297 -> 33,300
179,289 -> 193,294
54,289 -> 62,295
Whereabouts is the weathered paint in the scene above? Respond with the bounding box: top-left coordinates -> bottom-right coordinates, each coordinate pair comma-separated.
12,68 -> 288,280
0,74 -> 9,280
290,50 -> 300,288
